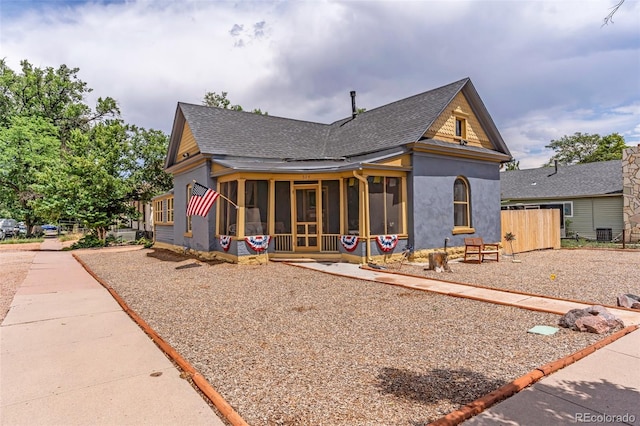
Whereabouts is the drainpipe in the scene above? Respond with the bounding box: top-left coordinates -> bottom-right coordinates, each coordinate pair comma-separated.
352,170 -> 370,263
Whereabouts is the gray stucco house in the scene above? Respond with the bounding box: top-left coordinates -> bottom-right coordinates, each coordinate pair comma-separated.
500,159 -> 628,241
153,78 -> 512,263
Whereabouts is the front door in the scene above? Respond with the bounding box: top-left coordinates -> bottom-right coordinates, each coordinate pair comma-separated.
294,185 -> 319,251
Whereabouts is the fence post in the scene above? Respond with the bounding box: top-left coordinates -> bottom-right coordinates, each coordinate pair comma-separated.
622,229 -> 626,249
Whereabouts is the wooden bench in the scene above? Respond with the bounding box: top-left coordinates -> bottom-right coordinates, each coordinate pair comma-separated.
464,238 -> 500,264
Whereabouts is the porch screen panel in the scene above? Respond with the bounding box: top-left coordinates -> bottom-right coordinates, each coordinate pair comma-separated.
323,180 -> 340,234
368,176 -> 385,235
245,180 -> 269,235
275,181 -> 291,233
345,178 -> 360,234
220,181 -> 237,235
368,176 -> 403,235
386,177 -> 403,234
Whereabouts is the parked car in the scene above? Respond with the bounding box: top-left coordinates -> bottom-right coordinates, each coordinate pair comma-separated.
17,222 -> 27,235
42,224 -> 58,236
0,228 -> 5,240
0,218 -> 18,238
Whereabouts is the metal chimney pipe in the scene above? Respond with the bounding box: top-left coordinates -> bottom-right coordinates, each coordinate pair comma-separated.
350,91 -> 357,119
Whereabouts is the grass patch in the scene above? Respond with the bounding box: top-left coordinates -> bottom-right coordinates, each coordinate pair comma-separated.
561,238 -> 640,249
0,237 -> 44,244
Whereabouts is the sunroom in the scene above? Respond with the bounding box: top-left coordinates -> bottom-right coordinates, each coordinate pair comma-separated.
209,158 -> 409,263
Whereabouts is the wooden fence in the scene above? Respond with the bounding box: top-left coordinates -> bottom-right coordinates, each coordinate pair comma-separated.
501,209 -> 561,254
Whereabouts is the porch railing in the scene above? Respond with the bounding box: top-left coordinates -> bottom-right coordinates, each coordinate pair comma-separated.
322,234 -> 340,252
272,234 -> 340,253
274,234 -> 293,252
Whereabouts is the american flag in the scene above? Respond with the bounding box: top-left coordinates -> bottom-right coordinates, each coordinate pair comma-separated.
186,182 -> 220,217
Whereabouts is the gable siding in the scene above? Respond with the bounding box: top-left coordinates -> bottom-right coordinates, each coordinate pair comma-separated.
592,197 -> 624,238
176,122 -> 198,162
423,92 -> 492,150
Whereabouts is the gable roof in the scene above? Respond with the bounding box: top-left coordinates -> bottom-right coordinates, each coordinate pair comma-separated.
166,78 -> 511,169
501,160 -> 622,201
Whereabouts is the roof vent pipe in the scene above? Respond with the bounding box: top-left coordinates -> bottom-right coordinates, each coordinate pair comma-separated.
350,90 -> 357,119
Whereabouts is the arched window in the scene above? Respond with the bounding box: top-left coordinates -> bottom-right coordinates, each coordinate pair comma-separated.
453,177 -> 471,228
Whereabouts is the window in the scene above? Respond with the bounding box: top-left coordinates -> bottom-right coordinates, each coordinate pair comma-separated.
455,118 -> 465,138
220,181 -> 238,235
245,180 -> 269,235
563,202 -> 573,217
167,197 -> 174,223
368,176 -> 404,235
186,184 -> 192,233
154,200 -> 164,223
453,177 -> 471,228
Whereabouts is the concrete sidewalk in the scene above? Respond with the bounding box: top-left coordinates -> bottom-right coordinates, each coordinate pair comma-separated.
294,261 -> 640,425
0,239 -> 225,425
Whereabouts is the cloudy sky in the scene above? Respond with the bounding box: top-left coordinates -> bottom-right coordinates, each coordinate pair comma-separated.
1,0 -> 639,169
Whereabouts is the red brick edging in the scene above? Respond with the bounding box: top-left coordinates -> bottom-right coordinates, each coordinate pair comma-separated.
426,325 -> 638,425
72,253 -> 248,426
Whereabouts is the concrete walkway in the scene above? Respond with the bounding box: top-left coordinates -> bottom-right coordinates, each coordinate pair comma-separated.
294,261 -> 640,425
0,238 -> 225,426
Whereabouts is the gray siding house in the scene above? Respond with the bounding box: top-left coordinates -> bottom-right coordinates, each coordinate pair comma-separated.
154,78 -> 512,263
501,160 -> 624,241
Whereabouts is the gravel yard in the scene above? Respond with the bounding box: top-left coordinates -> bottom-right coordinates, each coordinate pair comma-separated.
69,248 -> 635,425
399,249 -> 640,307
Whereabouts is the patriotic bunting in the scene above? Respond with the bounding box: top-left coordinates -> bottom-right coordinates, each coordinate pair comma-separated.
219,235 -> 232,252
245,235 -> 271,252
376,235 -> 399,252
340,235 -> 360,252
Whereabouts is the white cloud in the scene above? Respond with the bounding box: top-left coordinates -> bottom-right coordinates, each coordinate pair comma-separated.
1,0 -> 638,170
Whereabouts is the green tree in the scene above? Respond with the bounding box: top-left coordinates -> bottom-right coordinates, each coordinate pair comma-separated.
0,59 -> 119,143
0,116 -> 62,233
1,59 -> 171,240
545,132 -> 627,166
203,91 -> 267,114
127,126 -> 173,203
41,120 -> 136,240
505,159 -> 520,171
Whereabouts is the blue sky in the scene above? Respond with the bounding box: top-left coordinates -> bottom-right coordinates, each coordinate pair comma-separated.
1,0 -> 639,169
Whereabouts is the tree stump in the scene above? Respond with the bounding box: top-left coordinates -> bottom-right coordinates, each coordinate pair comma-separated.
427,251 -> 451,273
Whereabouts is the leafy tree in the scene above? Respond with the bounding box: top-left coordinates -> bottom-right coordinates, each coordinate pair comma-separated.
544,132 -> 627,166
127,126 -> 173,203
0,59 -> 119,144
1,59 -> 171,240
41,120 -> 137,240
203,90 -> 267,114
0,116 -> 62,233
505,159 -> 520,171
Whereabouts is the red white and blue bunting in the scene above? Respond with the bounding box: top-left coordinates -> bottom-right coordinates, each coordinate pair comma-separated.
219,235 -> 232,252
340,235 -> 360,252
245,235 -> 271,252
376,235 -> 399,252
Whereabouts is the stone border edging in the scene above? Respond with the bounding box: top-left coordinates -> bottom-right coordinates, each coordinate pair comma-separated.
72,253 -> 248,426
426,325 -> 639,425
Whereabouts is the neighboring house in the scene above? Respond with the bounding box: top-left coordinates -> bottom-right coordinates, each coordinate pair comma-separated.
501,160 -> 627,241
154,78 -> 512,263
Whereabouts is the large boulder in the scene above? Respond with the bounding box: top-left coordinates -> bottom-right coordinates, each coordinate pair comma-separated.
558,305 -> 624,334
558,308 -> 591,330
617,293 -> 640,310
575,315 -> 610,334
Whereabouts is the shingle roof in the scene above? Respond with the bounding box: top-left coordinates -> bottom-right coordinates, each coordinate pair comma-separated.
169,78 -> 510,166
500,160 -> 622,200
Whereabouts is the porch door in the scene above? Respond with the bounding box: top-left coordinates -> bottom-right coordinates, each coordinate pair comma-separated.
294,185 -> 320,251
